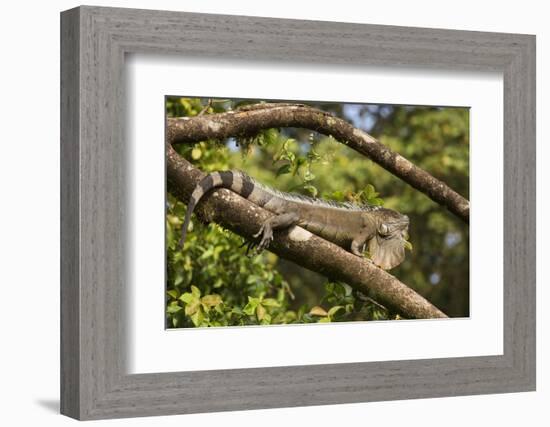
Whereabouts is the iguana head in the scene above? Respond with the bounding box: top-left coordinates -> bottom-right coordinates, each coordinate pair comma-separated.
369,208 -> 410,270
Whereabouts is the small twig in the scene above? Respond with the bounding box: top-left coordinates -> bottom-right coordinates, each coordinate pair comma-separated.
357,292 -> 389,313
197,98 -> 213,116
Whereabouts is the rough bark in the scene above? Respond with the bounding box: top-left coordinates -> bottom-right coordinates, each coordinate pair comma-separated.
167,143 -> 447,319
168,103 -> 469,223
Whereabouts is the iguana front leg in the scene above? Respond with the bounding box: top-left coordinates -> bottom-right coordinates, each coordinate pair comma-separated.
253,211 -> 300,251
351,227 -> 375,257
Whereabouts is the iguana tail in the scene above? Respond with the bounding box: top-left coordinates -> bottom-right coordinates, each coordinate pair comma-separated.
178,170 -> 255,248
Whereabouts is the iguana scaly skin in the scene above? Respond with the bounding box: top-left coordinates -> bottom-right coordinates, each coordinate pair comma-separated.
180,170 -> 410,270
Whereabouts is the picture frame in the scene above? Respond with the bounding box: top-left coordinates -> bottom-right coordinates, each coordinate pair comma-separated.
60,5 -> 535,420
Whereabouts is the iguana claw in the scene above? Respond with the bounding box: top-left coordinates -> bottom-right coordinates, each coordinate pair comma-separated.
252,223 -> 274,253
256,230 -> 273,252
239,240 -> 258,256
240,222 -> 273,256
252,224 -> 264,238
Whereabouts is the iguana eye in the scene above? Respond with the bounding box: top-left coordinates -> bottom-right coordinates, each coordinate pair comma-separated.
380,224 -> 389,235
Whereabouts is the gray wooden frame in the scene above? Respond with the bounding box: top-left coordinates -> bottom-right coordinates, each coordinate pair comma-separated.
60,5 -> 536,420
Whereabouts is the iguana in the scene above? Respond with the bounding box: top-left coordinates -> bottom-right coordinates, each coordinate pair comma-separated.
179,170 -> 410,270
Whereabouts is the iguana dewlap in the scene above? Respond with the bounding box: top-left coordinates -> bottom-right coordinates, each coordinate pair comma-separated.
179,170 -> 410,270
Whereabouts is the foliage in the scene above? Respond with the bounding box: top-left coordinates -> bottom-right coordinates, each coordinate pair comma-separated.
166,97 -> 469,327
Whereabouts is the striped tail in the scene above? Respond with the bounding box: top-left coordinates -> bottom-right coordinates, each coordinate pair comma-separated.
178,170 -> 255,249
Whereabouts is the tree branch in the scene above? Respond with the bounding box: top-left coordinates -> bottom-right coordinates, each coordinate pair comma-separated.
168,103 -> 469,223
166,142 -> 447,319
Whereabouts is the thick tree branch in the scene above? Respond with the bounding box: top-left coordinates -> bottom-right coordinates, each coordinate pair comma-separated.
167,142 -> 447,319
168,103 -> 469,223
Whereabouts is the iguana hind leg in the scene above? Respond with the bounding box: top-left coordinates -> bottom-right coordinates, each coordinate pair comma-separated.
253,212 -> 300,252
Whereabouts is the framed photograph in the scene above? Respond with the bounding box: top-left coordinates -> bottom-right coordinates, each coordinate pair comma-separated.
61,6 -> 535,420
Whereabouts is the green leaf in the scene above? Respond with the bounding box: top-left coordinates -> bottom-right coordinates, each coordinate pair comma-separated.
263,128 -> 279,146
185,299 -> 201,316
201,294 -> 222,307
303,184 -> 318,197
243,298 -> 259,316
246,275 -> 260,285
179,292 -> 194,304
328,190 -> 344,201
327,305 -> 344,318
282,138 -> 296,150
282,151 -> 296,163
341,283 -> 353,297
333,282 -> 346,298
190,308 -> 205,327
191,147 -> 202,160
256,304 -> 267,321
261,298 -> 280,307
260,312 -> 272,325
284,311 -> 297,322
166,303 -> 182,314
231,307 -> 244,316
248,296 -> 261,304
276,163 -> 291,176
293,157 -> 306,174
303,170 -> 316,182
364,184 -> 377,199
174,272 -> 184,286
325,282 -> 335,294
166,289 -> 179,300
191,285 -> 201,298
